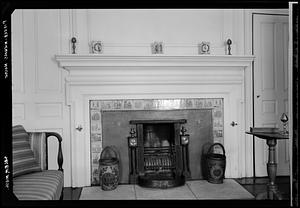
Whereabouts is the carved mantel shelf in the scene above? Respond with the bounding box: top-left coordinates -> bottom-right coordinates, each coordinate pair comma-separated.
55,54 -> 255,69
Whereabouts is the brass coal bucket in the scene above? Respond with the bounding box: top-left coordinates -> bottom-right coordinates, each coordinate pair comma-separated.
99,146 -> 120,190
206,143 -> 226,184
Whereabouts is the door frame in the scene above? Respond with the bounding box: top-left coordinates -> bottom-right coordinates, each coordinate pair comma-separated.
244,9 -> 289,179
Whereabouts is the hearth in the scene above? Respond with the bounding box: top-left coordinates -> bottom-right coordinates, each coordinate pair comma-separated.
127,119 -> 190,188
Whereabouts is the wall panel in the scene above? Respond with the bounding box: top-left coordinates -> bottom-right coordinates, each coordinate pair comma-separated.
35,10 -> 62,93
12,10 -> 24,93
35,102 -> 63,119
12,9 -> 72,187
12,103 -> 25,121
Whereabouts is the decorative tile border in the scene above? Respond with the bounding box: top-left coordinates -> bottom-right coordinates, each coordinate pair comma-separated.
90,98 -> 224,185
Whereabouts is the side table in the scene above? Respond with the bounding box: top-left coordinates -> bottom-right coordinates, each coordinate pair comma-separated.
246,131 -> 289,200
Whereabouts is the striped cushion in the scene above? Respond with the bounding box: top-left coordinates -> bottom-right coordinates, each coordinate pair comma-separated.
13,170 -> 64,200
13,125 -> 41,177
28,132 -> 47,170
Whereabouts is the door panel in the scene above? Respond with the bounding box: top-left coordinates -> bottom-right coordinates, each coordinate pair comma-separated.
253,14 -> 289,176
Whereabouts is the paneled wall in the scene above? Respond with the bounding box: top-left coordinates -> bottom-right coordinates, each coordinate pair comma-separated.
12,9 -> 247,187
12,9 -> 72,186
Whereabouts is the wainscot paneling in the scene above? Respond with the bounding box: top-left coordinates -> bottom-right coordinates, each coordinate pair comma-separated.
12,9 -> 72,187
12,103 -> 25,121
35,103 -> 63,119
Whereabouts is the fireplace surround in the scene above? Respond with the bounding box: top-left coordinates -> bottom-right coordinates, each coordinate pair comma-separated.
55,55 -> 255,187
90,98 -> 221,185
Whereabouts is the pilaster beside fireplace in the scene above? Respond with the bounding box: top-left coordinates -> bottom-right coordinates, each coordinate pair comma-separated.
55,55 -> 255,187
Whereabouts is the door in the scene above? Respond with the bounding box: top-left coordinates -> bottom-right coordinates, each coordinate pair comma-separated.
253,14 -> 289,176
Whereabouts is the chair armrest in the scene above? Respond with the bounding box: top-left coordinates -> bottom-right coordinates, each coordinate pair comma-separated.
45,132 -> 63,172
28,131 -> 64,172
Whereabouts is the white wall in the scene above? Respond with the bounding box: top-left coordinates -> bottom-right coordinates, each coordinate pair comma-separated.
12,9 -> 72,186
11,9 -> 259,187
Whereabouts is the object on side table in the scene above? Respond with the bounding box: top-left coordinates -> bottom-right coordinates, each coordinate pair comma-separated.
280,113 -> 289,135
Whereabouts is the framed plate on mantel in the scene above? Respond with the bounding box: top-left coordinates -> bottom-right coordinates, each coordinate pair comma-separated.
199,41 -> 210,54
91,41 -> 103,54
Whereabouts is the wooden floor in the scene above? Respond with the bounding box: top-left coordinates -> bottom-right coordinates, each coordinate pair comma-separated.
62,176 -> 290,201
235,176 -> 290,200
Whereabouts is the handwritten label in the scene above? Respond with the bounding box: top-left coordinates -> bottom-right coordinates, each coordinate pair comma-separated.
4,156 -> 9,188
2,20 -> 9,79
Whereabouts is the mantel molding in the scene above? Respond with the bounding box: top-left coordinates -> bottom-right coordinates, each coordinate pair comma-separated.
55,54 -> 255,68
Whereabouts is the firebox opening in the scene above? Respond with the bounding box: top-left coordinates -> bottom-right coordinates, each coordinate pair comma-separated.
128,119 -> 189,188
143,124 -> 175,179
143,124 -> 174,148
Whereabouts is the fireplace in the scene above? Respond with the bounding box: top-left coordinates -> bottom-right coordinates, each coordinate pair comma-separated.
55,54 -> 255,187
127,119 -> 190,188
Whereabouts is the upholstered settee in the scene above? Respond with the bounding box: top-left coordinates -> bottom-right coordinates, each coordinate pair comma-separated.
12,125 -> 64,200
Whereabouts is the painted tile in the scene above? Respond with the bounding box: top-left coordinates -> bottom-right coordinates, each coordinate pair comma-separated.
143,100 -> 153,110
124,100 -> 133,109
91,123 -> 101,133
91,141 -> 102,153
102,101 -> 112,110
92,152 -> 101,164
113,100 -> 123,109
179,99 -> 187,109
91,133 -> 102,142
91,110 -> 101,121
205,99 -> 213,108
134,100 -> 143,109
185,99 -> 193,108
195,99 -> 204,108
213,109 -> 223,118
92,166 -> 100,176
90,101 -> 100,109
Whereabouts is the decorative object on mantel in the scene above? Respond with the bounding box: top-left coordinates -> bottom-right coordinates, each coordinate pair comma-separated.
71,37 -> 77,54
226,39 -> 232,55
151,41 -> 163,54
198,42 -> 211,54
91,41 -> 103,54
280,113 -> 289,135
206,143 -> 226,184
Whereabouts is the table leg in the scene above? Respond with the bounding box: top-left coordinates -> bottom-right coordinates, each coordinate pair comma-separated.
255,138 -> 283,200
266,138 -> 282,200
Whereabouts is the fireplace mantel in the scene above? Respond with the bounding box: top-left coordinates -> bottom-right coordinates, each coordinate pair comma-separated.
55,54 -> 255,187
55,54 -> 254,69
